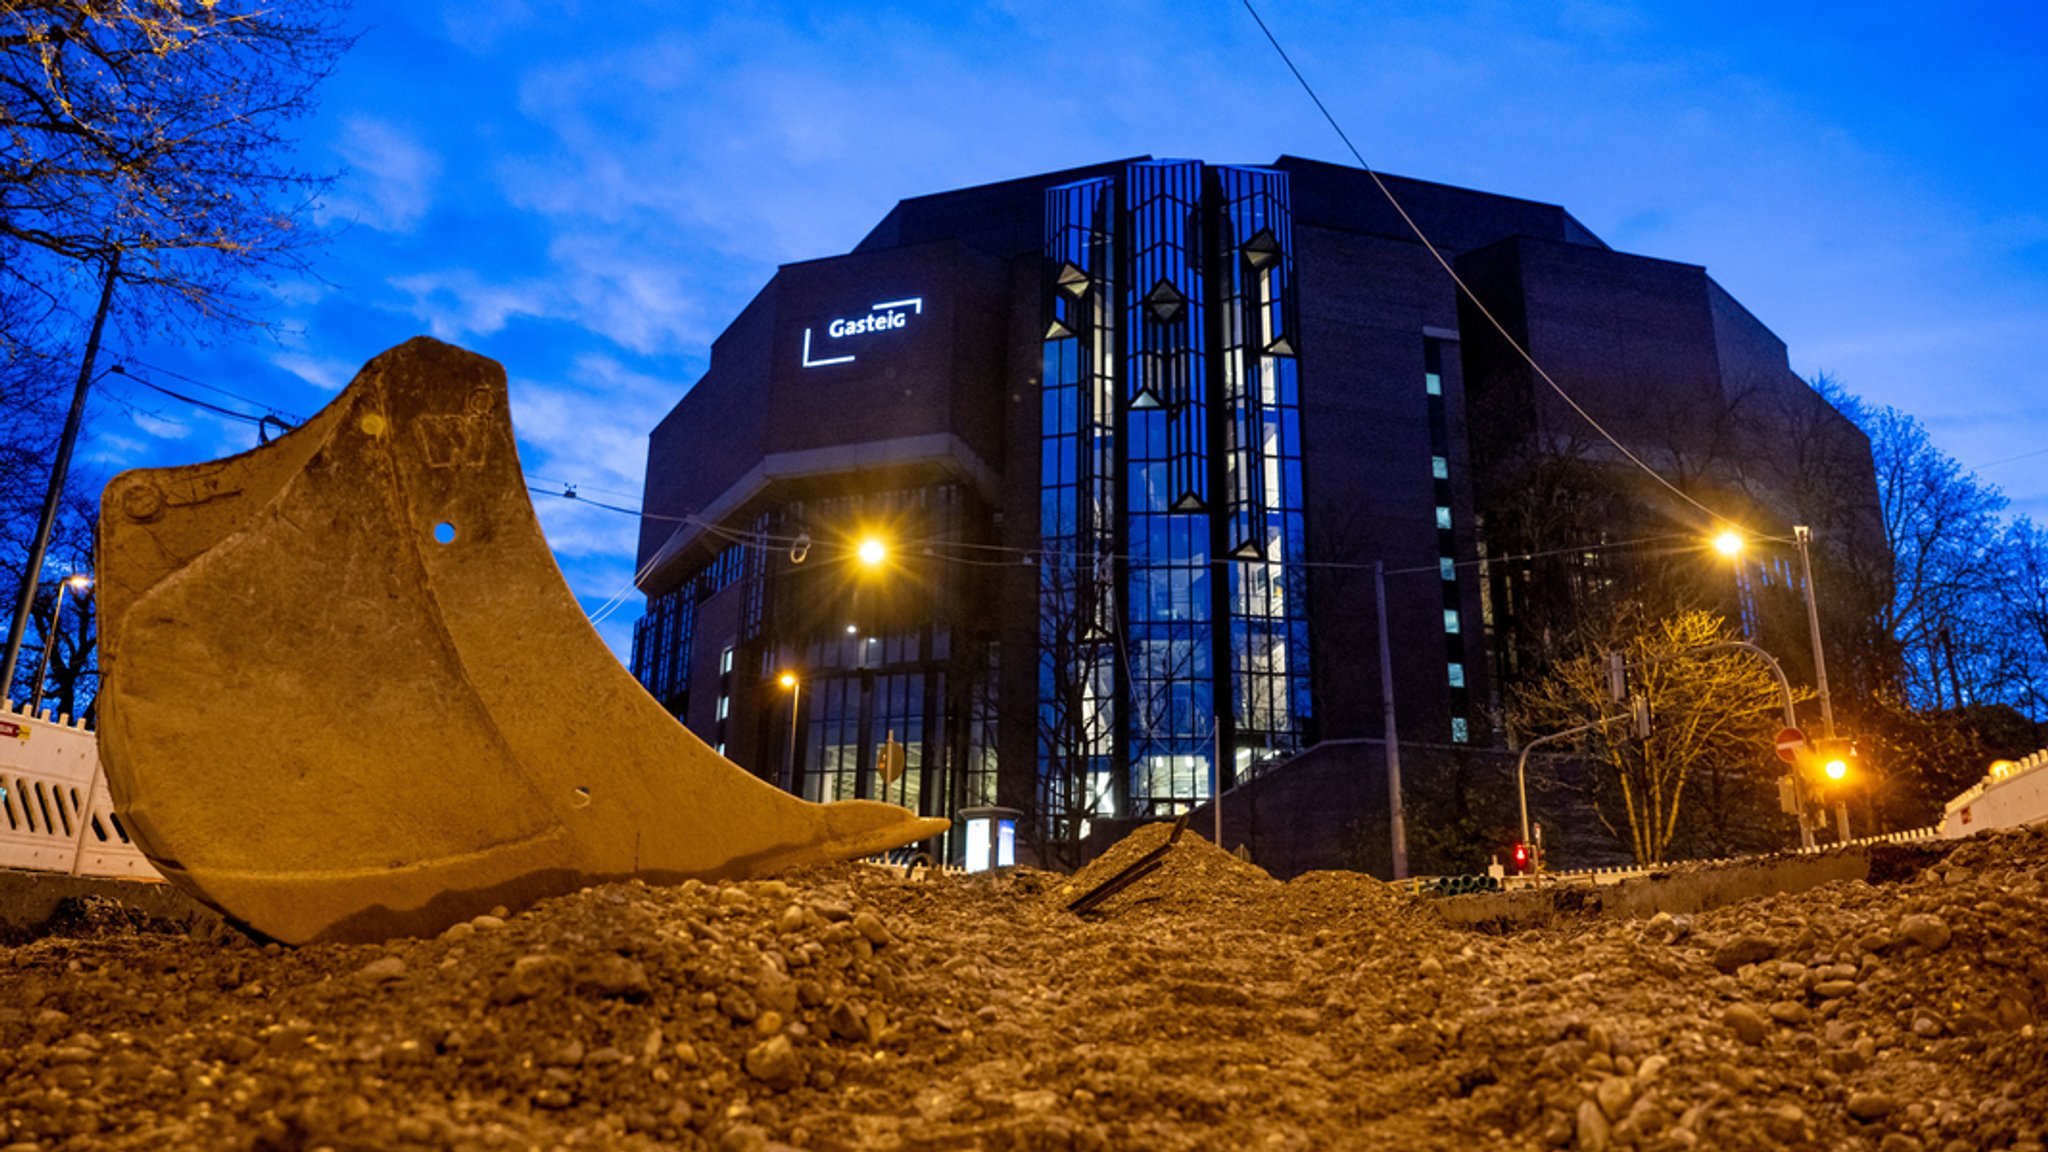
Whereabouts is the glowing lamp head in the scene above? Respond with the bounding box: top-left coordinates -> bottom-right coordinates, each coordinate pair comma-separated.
778,672 -> 797,690
1713,530 -> 1744,558
857,537 -> 887,567
1824,758 -> 1849,782
65,574 -> 92,590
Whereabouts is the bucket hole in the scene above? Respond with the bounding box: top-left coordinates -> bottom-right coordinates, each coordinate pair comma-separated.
433,522 -> 457,544
570,785 -> 592,810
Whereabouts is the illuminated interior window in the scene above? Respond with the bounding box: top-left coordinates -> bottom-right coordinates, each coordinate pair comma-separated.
1451,718 -> 1469,743
1425,372 -> 1442,396
1440,557 -> 1455,581
1432,455 -> 1448,479
1447,663 -> 1465,688
1443,610 -> 1461,634
1436,506 -> 1452,530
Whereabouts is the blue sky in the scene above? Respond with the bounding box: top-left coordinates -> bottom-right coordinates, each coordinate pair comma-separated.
88,0 -> 2048,659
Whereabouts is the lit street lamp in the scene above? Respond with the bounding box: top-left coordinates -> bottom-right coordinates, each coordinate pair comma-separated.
778,672 -> 801,793
1717,526 -> 1850,840
28,573 -> 91,716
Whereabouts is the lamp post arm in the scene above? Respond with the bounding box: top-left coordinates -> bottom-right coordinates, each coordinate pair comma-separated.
1684,640 -> 1799,729
1518,713 -> 1630,846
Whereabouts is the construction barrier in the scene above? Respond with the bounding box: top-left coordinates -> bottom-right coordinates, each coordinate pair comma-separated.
0,702 -> 160,881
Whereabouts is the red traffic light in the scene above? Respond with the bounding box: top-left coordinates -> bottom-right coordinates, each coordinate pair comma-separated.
1511,842 -> 1531,872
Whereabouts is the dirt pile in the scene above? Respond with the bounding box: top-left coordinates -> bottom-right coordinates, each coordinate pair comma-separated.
1,824 -> 2045,1150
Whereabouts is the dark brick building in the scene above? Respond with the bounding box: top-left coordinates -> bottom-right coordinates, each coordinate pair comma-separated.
630,156 -> 1882,870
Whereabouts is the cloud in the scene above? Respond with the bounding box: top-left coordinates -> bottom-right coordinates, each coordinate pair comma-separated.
271,351 -> 358,395
317,117 -> 444,234
546,233 -> 722,355
388,269 -> 556,341
437,0 -> 542,54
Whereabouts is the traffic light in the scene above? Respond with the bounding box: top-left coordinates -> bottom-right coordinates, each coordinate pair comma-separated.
1511,841 -> 1531,873
1811,738 -> 1859,784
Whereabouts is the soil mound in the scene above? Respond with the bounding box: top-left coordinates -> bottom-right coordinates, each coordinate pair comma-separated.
1050,820 -> 1278,916
0,824 -> 2043,1150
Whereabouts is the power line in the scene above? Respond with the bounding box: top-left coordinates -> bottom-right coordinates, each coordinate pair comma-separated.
122,360 -> 1716,596
113,357 -> 304,424
1972,445 -> 2048,472
1235,0 -> 1730,529
106,366 -> 284,429
526,483 -> 1699,580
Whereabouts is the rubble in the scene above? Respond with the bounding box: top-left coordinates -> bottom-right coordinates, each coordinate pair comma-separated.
0,822 -> 2043,1149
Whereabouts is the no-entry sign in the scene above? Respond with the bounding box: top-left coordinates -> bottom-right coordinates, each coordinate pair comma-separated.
1775,727 -> 1807,763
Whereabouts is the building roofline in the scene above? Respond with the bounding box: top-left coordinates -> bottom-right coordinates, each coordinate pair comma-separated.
638,433 -> 1002,593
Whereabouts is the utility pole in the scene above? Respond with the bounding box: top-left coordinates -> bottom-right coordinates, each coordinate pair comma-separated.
3,252 -> 120,701
1794,525 -> 1848,840
1793,525 -> 1835,740
1212,714 -> 1223,851
1375,561 -> 1407,879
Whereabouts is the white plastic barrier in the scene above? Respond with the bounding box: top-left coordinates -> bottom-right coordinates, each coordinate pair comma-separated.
1940,749 -> 2048,839
0,701 -> 162,881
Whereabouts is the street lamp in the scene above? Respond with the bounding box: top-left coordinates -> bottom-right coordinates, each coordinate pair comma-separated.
28,573 -> 92,716
1713,525 -> 1849,840
856,537 -> 887,568
778,672 -> 801,794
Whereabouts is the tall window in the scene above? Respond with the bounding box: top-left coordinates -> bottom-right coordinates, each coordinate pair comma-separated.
1040,162 -> 1312,825
1425,336 -> 1471,743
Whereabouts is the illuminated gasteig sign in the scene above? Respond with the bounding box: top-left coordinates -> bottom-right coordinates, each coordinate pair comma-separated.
801,297 -> 924,368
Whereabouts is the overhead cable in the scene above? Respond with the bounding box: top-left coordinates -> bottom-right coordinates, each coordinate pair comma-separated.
1236,0 -> 1730,528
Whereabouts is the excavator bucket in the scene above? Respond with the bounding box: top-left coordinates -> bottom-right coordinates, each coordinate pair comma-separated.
96,337 -> 947,944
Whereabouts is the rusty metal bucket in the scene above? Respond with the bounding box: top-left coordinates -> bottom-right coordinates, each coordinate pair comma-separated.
96,338 -> 945,943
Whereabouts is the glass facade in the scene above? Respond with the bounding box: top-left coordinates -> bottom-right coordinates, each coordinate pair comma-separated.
631,542 -> 751,718
1039,160 -> 1312,827
631,483 -> 997,859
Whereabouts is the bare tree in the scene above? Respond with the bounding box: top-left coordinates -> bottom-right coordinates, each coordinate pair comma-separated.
1513,609 -> 1792,865
2,0 -> 353,331
1995,518 -> 2048,720
2,0 -> 353,701
1030,544 -> 1119,870
1849,400 -> 2008,710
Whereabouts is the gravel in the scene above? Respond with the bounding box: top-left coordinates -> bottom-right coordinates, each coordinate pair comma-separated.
1,821 -> 2045,1150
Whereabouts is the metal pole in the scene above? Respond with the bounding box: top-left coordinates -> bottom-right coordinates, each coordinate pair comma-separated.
27,584 -> 68,716
1212,714 -> 1223,850
3,252 -> 119,700
1632,639 -> 1814,849
1687,641 -> 1799,730
784,680 -> 800,793
1374,562 -> 1407,879
1518,714 -> 1628,846
1793,526 -> 1835,740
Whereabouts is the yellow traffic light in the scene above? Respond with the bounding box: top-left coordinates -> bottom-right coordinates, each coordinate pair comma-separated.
1810,737 -> 1859,785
